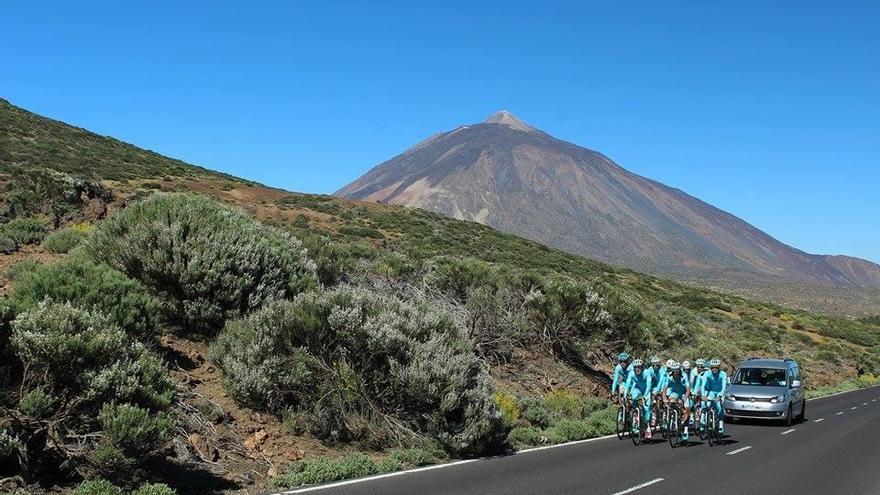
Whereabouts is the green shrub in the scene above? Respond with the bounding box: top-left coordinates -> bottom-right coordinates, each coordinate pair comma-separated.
376,457 -> 404,473
71,479 -> 124,495
0,236 -> 17,254
41,223 -> 92,253
519,397 -> 552,427
132,483 -> 178,495
494,392 -> 520,427
11,250 -> 163,340
88,193 -> 317,331
544,389 -> 583,419
585,406 -> 618,435
99,403 -> 175,456
4,259 -> 40,281
269,454 -> 379,489
0,217 -> 46,246
212,286 -> 505,456
18,388 -> 57,419
581,396 -> 611,416
507,426 -> 542,446
6,302 -> 174,481
385,447 -> 438,467
0,430 -> 18,457
543,419 -> 595,444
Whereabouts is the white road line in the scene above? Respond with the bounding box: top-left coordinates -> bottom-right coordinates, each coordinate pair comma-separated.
813,418 -> 825,423
863,402 -> 868,406
873,399 -> 877,402
726,446 -> 752,456
781,428 -> 796,435
280,460 -> 480,493
836,411 -> 844,415
611,478 -> 665,495
517,433 -> 618,454
851,406 -> 858,410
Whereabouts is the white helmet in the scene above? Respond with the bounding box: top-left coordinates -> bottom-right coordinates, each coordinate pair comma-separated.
650,356 -> 661,365
631,359 -> 644,367
668,361 -> 681,371
682,360 -> 692,369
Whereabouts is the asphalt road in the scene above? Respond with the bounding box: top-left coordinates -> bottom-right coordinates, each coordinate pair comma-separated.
275,386 -> 880,495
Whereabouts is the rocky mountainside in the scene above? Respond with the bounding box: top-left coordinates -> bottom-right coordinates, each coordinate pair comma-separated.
337,111 -> 880,292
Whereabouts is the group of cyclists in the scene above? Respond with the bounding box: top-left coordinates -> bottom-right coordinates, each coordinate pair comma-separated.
611,352 -> 728,445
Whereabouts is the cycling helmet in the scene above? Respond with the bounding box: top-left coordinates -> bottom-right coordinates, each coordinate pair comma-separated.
695,358 -> 706,367
682,360 -> 692,369
709,358 -> 721,367
618,352 -> 630,361
668,361 -> 681,371
631,359 -> 643,367
665,359 -> 675,368
650,356 -> 661,365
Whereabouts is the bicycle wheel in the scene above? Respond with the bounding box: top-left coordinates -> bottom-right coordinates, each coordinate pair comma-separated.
660,405 -> 670,439
668,408 -> 680,448
616,404 -> 627,440
707,407 -> 718,447
697,406 -> 707,441
631,408 -> 643,446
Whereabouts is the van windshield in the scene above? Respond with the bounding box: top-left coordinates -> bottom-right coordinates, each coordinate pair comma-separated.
733,368 -> 788,387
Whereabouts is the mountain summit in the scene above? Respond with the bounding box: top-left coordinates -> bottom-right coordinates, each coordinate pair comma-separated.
482,110 -> 536,132
336,113 -> 880,291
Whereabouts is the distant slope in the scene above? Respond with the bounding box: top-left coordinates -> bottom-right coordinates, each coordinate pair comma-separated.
0,97 -> 242,181
337,111 -> 880,291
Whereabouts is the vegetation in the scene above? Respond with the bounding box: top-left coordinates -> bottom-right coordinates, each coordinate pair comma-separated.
41,222 -> 93,253
88,193 -> 317,331
0,216 -> 46,248
10,249 -> 163,340
211,287 -> 505,455
2,302 -> 174,484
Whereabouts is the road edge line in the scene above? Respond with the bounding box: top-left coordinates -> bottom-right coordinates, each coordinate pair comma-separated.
610,477 -> 665,495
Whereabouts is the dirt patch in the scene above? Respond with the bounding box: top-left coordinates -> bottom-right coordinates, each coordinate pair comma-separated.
0,245 -> 62,296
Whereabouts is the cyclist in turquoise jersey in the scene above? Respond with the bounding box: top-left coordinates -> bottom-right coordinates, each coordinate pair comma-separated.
624,359 -> 654,440
688,359 -> 705,426
663,361 -> 691,440
699,358 -> 728,433
611,352 -> 632,401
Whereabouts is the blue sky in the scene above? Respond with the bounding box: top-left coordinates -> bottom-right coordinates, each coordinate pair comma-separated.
2,1 -> 878,262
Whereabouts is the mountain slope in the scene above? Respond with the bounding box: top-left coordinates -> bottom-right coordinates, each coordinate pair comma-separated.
0,97 -> 242,182
337,111 -> 880,291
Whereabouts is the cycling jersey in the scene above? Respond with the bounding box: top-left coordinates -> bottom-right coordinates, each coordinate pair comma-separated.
699,369 -> 728,424
624,370 -> 653,422
647,365 -> 667,394
665,374 -> 690,400
611,363 -> 630,394
689,368 -> 705,394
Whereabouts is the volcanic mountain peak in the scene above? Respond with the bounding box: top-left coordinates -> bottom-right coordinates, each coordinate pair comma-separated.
483,110 -> 536,132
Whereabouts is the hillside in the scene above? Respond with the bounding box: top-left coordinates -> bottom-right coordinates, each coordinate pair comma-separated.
1,99 -> 879,494
337,111 -> 880,315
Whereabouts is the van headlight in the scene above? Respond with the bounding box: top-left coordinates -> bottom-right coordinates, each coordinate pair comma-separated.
770,395 -> 786,403
725,393 -> 736,401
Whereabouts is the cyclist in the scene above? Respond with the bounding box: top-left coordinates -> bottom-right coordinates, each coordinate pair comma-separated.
699,358 -> 728,433
688,359 -> 705,427
623,359 -> 654,440
646,356 -> 666,427
611,352 -> 632,402
663,361 -> 691,441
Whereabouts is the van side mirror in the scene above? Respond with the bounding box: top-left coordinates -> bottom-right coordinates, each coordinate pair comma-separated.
791,380 -> 801,388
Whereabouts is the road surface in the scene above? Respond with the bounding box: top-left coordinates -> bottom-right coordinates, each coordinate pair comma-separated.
274,385 -> 880,495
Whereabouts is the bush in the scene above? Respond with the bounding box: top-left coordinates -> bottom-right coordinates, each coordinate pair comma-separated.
585,406 -> 618,435
72,479 -> 124,495
543,419 -> 595,444
0,217 -> 47,246
4,259 -> 40,281
132,483 -> 178,495
581,396 -> 611,417
385,447 -> 438,467
41,223 -> 92,253
0,236 -> 17,254
212,286 -> 505,456
99,403 -> 175,456
6,302 -> 174,482
18,389 -> 57,419
544,389 -> 583,419
494,392 -> 520,427
11,250 -> 163,340
88,193 -> 317,331
507,426 -> 542,446
269,454 -> 379,489
519,397 -> 552,427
